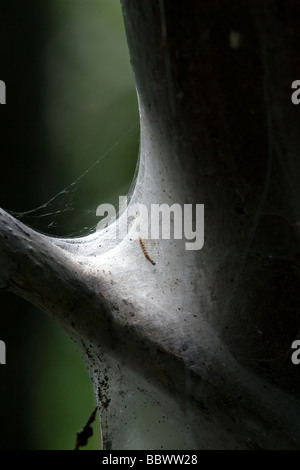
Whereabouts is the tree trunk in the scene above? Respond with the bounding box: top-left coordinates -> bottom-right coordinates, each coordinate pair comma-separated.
0,0 -> 300,449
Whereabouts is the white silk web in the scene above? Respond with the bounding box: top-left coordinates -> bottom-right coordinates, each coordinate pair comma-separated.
10,123 -> 139,239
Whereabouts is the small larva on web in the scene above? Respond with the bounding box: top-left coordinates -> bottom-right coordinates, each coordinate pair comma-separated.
139,237 -> 156,266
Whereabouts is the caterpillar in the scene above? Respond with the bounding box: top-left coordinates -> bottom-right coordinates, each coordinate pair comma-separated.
139,237 -> 156,266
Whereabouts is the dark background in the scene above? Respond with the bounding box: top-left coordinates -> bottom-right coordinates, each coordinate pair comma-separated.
0,0 -> 138,449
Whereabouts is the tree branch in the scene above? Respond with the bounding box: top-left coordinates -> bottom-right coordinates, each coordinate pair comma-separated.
0,0 -> 300,450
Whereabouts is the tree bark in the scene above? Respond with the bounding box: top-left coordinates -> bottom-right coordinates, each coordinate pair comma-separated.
0,0 -> 300,449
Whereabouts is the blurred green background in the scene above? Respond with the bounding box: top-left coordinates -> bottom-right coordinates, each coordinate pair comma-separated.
0,0 -> 138,449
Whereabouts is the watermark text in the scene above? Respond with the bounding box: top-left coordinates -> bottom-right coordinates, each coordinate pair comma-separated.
0,80 -> 6,104
291,80 -> 300,105
96,197 -> 204,250
0,340 -> 6,364
291,340 -> 300,365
